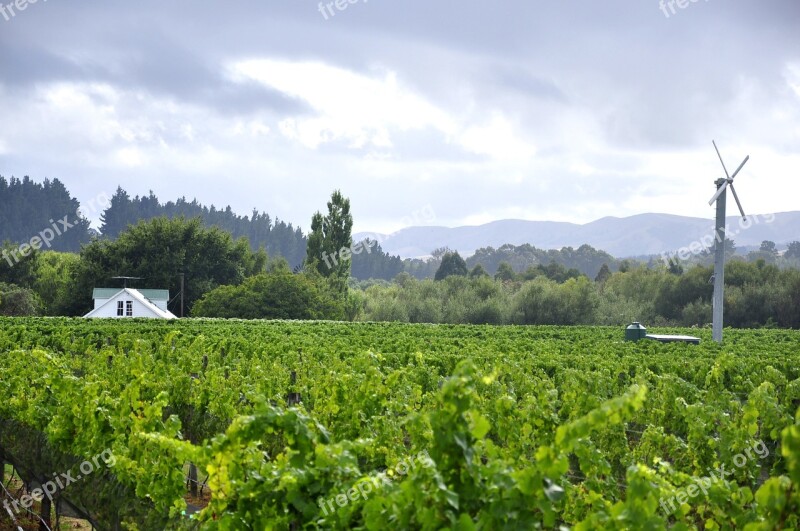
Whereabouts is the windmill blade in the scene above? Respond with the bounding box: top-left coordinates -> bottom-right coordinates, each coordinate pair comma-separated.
713,140 -> 730,179
728,155 -> 750,181
728,183 -> 746,220
709,180 -> 729,205
708,155 -> 750,205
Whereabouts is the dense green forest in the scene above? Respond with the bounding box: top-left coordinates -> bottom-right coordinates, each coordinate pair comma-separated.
100,187 -> 308,267
0,176 -> 92,251
1,177 -> 799,328
0,177 -> 405,279
6,175 -> 763,284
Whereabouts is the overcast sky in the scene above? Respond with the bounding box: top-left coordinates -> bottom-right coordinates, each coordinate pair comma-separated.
1,0 -> 798,234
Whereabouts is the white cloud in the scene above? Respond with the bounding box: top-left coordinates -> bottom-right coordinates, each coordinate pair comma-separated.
458,113 -> 536,162
114,147 -> 147,167
2,0 -> 799,240
229,59 -> 455,149
228,58 -> 537,162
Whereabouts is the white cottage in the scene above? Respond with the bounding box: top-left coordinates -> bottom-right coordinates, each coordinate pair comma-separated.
84,288 -> 178,319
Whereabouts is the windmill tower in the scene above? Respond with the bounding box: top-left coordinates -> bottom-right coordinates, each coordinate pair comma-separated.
708,141 -> 749,343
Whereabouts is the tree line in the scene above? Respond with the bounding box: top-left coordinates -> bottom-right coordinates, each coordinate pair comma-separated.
357,250 -> 800,328
2,179 -> 800,328
0,177 -> 406,280
0,176 -> 92,252
100,187 -> 308,268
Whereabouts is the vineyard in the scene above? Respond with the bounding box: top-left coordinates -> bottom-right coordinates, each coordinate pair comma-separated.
1,318 -> 799,530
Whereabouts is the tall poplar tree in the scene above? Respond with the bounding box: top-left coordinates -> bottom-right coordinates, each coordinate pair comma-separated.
305,190 -> 353,291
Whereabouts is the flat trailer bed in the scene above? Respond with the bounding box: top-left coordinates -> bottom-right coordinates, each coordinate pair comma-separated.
644,334 -> 700,345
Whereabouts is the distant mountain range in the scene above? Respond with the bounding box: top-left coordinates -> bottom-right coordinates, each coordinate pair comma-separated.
354,212 -> 800,259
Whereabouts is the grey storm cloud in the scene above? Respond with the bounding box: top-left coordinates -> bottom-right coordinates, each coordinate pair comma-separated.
0,0 -> 798,234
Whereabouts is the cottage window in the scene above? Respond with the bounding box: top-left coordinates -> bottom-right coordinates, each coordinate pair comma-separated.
117,301 -> 124,316
126,301 -> 133,317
